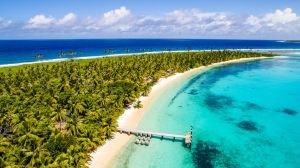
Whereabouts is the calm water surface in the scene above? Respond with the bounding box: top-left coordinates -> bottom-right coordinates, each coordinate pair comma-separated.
111,56 -> 300,168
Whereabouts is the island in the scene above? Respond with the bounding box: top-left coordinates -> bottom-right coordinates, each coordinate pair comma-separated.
0,51 -> 273,167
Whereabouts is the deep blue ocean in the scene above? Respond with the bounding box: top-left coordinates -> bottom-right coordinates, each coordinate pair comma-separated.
1,39 -> 300,66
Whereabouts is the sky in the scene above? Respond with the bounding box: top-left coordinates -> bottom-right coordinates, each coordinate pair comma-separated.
0,0 -> 300,39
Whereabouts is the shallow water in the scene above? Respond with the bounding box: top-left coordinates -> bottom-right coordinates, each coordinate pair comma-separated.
111,56 -> 300,168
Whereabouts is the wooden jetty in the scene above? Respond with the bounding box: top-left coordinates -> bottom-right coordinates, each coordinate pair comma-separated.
118,126 -> 193,150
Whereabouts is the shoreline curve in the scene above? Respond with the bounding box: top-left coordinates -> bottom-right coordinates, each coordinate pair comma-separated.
88,56 -> 276,168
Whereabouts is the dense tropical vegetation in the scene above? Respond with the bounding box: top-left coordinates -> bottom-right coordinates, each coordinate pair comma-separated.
0,51 -> 273,167
286,40 -> 300,43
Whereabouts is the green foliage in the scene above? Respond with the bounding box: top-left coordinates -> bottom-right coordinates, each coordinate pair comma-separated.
46,133 -> 75,158
134,101 -> 143,109
0,51 -> 273,167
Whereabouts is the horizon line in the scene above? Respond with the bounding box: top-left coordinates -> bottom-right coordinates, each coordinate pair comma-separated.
0,38 -> 285,41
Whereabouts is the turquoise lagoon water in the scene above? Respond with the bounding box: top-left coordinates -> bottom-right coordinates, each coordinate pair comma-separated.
111,56 -> 300,168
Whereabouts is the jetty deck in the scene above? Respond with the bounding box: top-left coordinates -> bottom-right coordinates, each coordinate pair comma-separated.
118,127 -> 193,149
118,128 -> 186,139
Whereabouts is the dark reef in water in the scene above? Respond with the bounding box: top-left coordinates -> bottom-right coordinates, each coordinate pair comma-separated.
188,89 -> 199,95
237,121 -> 259,132
192,140 -> 238,168
280,108 -> 298,116
169,59 -> 277,107
242,102 -> 264,111
193,141 -> 220,168
205,94 -> 233,110
225,117 -> 235,122
168,73 -> 206,106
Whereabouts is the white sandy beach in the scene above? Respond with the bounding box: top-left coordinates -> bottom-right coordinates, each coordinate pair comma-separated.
88,56 -> 272,168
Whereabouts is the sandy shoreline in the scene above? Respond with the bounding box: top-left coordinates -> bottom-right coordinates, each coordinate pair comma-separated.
88,56 -> 272,168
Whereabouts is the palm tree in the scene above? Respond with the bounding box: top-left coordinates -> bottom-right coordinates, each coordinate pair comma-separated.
0,136 -> 11,155
18,132 -> 41,149
25,145 -> 51,167
51,153 -> 71,167
133,100 -> 143,109
66,115 -> 81,136
68,51 -> 77,57
52,109 -> 67,130
72,102 -> 85,115
35,54 -> 43,59
59,52 -> 65,57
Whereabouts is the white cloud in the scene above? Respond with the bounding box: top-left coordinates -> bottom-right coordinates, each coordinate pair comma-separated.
166,10 -> 195,25
245,8 -> 300,33
26,15 -> 56,29
165,10 -> 231,26
82,7 -> 234,35
85,6 -> 133,31
25,13 -> 77,29
0,17 -> 12,29
57,13 -> 77,26
3,7 -> 300,39
125,9 -> 233,35
263,8 -> 298,25
102,6 -> 131,25
245,15 -> 262,33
